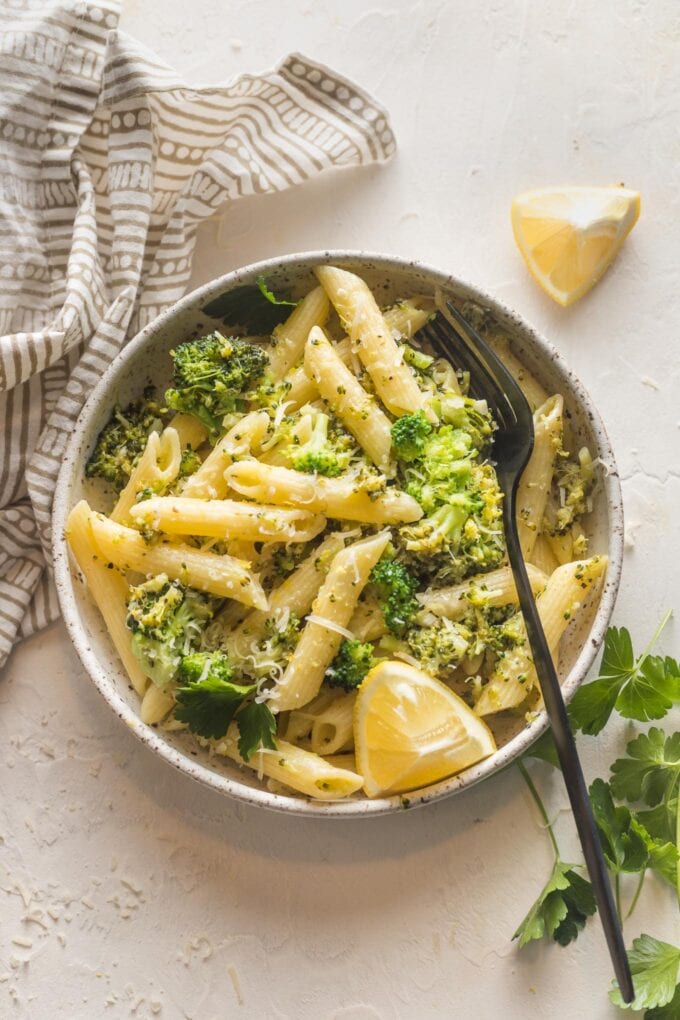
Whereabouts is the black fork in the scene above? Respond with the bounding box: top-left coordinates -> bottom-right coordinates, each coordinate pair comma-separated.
422,302 -> 634,1004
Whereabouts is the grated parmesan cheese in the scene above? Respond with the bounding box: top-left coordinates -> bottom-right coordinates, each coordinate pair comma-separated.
305,614 -> 355,641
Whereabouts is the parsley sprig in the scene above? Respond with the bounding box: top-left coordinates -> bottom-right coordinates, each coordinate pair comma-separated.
516,611 -> 680,1016
569,611 -> 680,735
514,761 -> 596,948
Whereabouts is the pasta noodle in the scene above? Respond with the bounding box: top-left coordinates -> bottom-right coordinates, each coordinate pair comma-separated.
181,411 -> 270,500
84,502 -> 268,608
310,692 -> 356,755
112,427 -> 181,526
130,496 -> 326,545
474,555 -> 608,716
224,461 -> 423,525
304,326 -> 394,473
66,500 -> 149,697
212,725 -> 363,800
271,531 -> 390,711
315,265 -> 430,417
417,563 -> 548,620
169,413 -> 208,451
268,286 -> 330,379
227,531 -> 347,660
516,395 -> 564,560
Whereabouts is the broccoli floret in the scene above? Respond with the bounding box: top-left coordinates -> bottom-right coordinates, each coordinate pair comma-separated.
85,388 -> 163,490
401,500 -> 472,555
549,447 -> 595,534
400,464 -> 505,584
406,617 -> 471,674
290,412 -> 354,477
325,639 -> 377,691
179,446 -> 202,477
370,557 -> 419,635
174,651 -> 257,740
165,332 -> 268,438
404,426 -> 475,513
391,411 -> 433,462
176,650 -> 234,686
435,394 -> 495,454
393,406 -> 505,584
125,574 -> 215,688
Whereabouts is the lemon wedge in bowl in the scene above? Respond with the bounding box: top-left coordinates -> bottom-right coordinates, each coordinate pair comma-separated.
511,185 -> 640,306
354,660 -> 496,798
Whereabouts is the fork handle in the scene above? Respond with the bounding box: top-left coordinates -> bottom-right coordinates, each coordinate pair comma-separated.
502,491 -> 634,1004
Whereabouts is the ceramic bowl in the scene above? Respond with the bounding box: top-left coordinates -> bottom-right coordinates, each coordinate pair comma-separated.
52,251 -> 624,816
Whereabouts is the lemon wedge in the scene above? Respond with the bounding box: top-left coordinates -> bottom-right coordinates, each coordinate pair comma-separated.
354,659 -> 496,798
511,185 -> 640,306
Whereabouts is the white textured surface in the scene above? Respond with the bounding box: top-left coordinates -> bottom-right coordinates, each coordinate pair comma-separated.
2,1 -> 680,1016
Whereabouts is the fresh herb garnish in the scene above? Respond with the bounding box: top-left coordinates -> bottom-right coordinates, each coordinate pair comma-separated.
609,935 -> 680,1012
236,701 -> 277,762
514,761 -> 596,948
257,276 -> 299,308
174,652 -> 256,740
569,613 -> 680,735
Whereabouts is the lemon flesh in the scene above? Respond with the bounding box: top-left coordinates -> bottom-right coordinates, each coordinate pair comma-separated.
354,660 -> 496,798
511,185 -> 640,306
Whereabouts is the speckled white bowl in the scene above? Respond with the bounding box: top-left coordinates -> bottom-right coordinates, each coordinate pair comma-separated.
53,251 -> 623,817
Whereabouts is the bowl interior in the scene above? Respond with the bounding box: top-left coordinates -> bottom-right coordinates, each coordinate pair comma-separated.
53,252 -> 623,816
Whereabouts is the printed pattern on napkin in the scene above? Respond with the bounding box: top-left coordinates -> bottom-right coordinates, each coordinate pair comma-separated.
0,0 -> 395,665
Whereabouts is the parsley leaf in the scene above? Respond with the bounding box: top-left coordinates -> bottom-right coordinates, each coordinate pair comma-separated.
589,778 -> 649,874
646,982 -> 680,1018
638,799 -> 678,846
609,934 -> 680,1011
642,831 -> 678,888
237,701 -> 277,762
513,860 -> 596,948
257,276 -> 299,308
610,729 -> 680,808
570,614 -> 679,736
175,674 -> 256,740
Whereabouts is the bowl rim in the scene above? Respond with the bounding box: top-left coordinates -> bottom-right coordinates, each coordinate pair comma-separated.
52,249 -> 624,818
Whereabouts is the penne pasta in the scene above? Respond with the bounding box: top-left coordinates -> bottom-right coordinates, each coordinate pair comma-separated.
181,410 -> 270,500
282,689 -> 340,745
281,298 -> 430,413
516,395 -> 564,561
271,531 -> 390,711
310,692 -> 356,755
140,683 -> 175,725
227,532 -> 347,660
130,496 -> 326,545
529,533 -> 561,575
66,501 -> 149,697
84,503 -> 268,608
384,298 -> 433,339
169,413 -> 208,451
417,563 -> 548,620
224,461 -> 423,525
322,752 -> 357,773
315,265 -> 429,417
348,595 -> 386,642
111,427 -> 181,526
268,286 -> 330,379
212,725 -> 364,800
474,555 -> 608,716
304,327 -> 394,474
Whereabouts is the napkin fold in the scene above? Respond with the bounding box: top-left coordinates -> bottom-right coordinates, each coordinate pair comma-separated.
0,1 -> 395,665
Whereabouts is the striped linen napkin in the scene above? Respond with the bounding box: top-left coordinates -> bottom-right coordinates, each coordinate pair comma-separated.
0,1 -> 395,666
